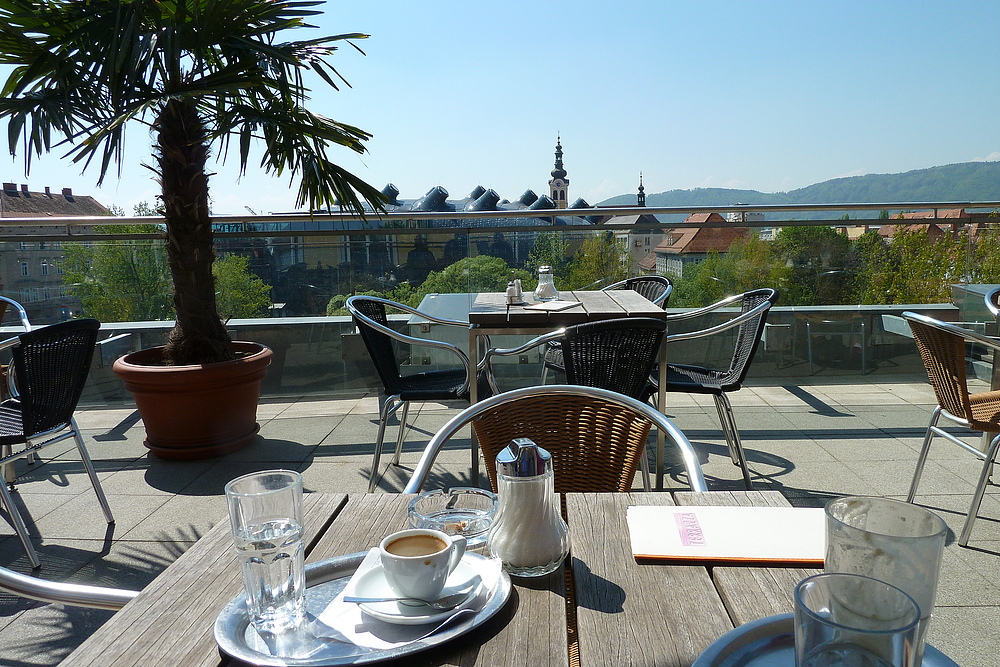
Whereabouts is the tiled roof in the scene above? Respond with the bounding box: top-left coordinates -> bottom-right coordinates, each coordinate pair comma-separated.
1,184 -> 110,217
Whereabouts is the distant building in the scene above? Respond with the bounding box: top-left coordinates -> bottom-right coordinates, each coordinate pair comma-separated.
0,183 -> 111,323
652,212 -> 750,277
876,208 -> 970,241
595,175 -> 668,275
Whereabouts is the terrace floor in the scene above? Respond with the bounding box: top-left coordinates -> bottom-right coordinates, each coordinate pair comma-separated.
0,376 -> 997,666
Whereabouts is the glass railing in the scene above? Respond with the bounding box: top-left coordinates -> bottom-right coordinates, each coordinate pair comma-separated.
0,200 -> 997,404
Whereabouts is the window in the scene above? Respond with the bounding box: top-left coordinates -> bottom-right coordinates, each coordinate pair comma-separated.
19,242 -> 30,250
40,262 -> 49,276
39,241 -> 47,250
19,262 -> 29,277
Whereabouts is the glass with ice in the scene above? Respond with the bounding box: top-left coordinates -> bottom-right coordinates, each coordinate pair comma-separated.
225,470 -> 305,635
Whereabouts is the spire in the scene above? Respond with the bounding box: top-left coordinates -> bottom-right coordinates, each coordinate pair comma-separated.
550,135 -> 567,180
637,172 -> 646,207
548,134 -> 569,209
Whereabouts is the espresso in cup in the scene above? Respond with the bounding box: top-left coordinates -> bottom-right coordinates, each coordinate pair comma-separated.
385,533 -> 448,557
378,528 -> 467,601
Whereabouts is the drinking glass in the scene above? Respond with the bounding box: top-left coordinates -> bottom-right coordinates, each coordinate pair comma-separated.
795,572 -> 920,667
825,496 -> 947,666
226,470 -> 306,635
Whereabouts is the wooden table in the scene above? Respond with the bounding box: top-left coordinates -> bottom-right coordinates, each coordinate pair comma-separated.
469,290 -> 670,487
60,490 -> 816,667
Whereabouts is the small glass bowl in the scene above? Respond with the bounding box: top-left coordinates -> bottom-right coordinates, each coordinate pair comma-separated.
407,487 -> 499,546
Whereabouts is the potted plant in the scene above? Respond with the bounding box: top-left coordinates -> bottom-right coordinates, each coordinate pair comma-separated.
0,0 -> 384,458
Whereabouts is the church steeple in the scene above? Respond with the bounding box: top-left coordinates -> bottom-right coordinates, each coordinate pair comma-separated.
637,172 -> 646,207
548,135 -> 569,209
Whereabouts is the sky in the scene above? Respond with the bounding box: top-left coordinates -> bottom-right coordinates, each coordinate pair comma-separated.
3,0 -> 1000,215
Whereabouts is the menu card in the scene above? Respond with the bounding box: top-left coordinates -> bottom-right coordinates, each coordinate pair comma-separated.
626,505 -> 826,565
524,300 -> 582,312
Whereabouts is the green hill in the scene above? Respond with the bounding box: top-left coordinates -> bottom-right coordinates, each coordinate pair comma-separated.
599,162 -> 1000,212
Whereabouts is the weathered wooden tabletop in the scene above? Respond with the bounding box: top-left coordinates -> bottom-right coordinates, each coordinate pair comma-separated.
469,290 -> 665,328
59,491 -> 817,667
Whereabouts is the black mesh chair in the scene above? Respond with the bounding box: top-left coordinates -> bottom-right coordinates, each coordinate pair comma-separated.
645,288 -> 779,490
0,319 -> 113,568
484,317 -> 666,490
541,275 -> 672,383
347,295 -> 486,492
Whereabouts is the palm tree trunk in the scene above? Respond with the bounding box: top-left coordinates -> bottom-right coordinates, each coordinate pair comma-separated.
156,99 -> 233,365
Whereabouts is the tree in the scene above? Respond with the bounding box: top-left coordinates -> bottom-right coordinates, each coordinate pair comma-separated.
565,232 -> 628,289
672,235 -> 787,307
63,201 -> 274,322
62,224 -> 174,323
0,0 -> 383,365
773,226 -> 852,305
525,232 -> 568,281
214,255 -> 272,319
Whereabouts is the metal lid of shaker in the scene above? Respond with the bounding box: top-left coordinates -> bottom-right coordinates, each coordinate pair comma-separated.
538,265 -> 553,274
496,438 -> 552,477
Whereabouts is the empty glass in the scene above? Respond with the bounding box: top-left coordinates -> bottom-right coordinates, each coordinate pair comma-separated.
825,496 -> 947,666
795,572 -> 920,667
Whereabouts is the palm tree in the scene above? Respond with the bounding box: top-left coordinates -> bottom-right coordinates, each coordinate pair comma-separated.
0,0 -> 384,365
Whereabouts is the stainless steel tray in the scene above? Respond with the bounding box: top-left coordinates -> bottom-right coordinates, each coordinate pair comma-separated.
215,551 -> 512,666
692,613 -> 959,667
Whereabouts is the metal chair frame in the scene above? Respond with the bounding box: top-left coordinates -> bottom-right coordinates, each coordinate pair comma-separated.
403,384 -> 707,494
902,311 -> 1000,546
649,288 -> 779,490
0,319 -> 113,568
347,295 -> 479,492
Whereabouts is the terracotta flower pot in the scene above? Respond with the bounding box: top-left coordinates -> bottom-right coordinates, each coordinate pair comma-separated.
112,342 -> 273,459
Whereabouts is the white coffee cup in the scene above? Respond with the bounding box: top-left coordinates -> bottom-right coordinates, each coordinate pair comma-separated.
379,528 -> 467,601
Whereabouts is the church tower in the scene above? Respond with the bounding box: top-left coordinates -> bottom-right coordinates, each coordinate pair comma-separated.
637,172 -> 646,207
548,135 -> 569,209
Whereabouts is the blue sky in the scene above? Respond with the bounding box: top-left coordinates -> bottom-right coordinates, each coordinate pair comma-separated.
3,0 -> 1000,215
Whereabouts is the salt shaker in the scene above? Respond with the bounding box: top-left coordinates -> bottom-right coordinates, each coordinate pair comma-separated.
487,438 -> 570,577
533,266 -> 559,302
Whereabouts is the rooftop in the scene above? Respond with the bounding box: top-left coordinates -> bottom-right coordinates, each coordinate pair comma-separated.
1,376 -> 998,666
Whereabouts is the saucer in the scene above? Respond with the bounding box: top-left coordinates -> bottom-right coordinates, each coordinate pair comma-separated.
353,559 -> 483,625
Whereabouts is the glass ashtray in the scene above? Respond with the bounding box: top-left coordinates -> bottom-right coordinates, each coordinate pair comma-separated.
408,487 -> 498,546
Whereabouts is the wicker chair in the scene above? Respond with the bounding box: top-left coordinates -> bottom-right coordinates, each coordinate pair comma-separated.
348,295 -> 489,492
541,276 -> 672,383
0,319 -> 113,568
403,385 -> 707,494
902,311 -> 1000,547
485,317 -> 667,489
645,288 -> 779,490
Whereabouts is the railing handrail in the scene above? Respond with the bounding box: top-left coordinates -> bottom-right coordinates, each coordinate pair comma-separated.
0,199 -> 997,241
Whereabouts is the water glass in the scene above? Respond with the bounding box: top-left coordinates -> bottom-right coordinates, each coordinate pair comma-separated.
226,470 -> 306,635
795,573 -> 920,667
825,496 -> 947,666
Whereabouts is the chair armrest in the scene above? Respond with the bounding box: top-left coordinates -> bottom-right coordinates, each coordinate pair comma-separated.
663,292 -> 746,322
0,336 -> 20,353
0,297 -> 30,332
902,311 -> 1000,354
0,565 -> 138,610
480,329 -> 566,395
666,299 -> 772,343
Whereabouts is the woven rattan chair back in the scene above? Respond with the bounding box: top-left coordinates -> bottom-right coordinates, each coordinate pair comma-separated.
906,316 -> 977,426
11,319 -> 99,438
350,297 -> 404,394
561,317 -> 666,400
471,392 -> 652,493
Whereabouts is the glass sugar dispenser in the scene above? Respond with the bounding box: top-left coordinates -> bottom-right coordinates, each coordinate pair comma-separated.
487,438 -> 569,577
533,266 -> 559,302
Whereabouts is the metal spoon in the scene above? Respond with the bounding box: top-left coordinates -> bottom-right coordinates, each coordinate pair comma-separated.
343,585 -> 477,610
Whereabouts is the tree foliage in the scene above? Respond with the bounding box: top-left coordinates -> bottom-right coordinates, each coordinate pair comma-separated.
0,0 -> 383,364
564,232 -> 628,289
